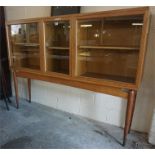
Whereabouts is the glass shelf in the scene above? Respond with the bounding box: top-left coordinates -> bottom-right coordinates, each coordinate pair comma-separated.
47,46 -> 69,50
13,52 -> 39,57
79,45 -> 139,50
14,42 -> 40,47
47,54 -> 69,60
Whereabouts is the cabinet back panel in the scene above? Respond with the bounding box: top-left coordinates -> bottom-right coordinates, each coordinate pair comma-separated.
77,49 -> 139,83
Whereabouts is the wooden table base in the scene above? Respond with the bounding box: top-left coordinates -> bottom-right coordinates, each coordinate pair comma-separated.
12,72 -> 137,146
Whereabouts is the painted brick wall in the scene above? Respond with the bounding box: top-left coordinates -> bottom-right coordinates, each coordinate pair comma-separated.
149,108 -> 155,144
148,7 -> 155,144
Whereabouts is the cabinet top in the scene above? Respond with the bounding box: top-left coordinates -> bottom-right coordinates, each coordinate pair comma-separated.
6,7 -> 149,25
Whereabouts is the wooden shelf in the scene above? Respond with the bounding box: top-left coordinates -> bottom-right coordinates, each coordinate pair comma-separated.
20,49 -> 39,52
80,72 -> 135,83
47,54 -> 69,60
48,69 -> 69,75
14,43 -> 40,47
13,53 -> 39,58
47,46 -> 69,50
79,52 -> 90,57
79,45 -> 139,50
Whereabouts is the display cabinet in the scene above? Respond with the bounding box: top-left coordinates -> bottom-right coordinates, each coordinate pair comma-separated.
6,7 -> 150,146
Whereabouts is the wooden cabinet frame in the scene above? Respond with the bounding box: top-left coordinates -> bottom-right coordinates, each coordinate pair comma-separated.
5,7 -> 150,146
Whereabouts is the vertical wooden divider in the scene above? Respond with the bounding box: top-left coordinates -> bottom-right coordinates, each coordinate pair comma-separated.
71,17 -> 77,77
39,20 -> 46,73
135,9 -> 150,88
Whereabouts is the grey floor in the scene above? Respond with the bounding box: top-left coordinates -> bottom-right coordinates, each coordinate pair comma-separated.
0,98 -> 155,149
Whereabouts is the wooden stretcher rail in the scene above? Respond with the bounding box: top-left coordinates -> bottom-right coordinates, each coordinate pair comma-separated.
15,70 -> 128,99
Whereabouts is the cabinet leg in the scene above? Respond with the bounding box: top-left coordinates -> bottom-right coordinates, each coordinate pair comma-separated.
28,78 -> 31,103
128,91 -> 137,134
123,90 -> 137,146
13,71 -> 19,109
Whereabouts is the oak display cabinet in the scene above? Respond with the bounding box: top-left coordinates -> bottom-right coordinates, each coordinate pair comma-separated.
6,7 -> 150,146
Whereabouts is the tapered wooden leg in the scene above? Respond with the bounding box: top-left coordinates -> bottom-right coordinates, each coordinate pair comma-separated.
128,91 -> 137,134
13,71 -> 19,109
28,78 -> 31,103
123,90 -> 137,146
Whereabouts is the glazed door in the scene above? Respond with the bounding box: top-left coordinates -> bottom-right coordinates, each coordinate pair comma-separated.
10,22 -> 41,70
76,15 -> 144,84
45,20 -> 70,75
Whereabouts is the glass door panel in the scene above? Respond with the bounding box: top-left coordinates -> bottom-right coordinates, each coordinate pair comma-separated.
78,19 -> 102,46
45,20 -> 70,74
10,23 -> 40,70
77,15 -> 143,83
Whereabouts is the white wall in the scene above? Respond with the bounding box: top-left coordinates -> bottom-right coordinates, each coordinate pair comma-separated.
148,7 -> 155,144
5,6 -> 51,20
5,7 -> 155,141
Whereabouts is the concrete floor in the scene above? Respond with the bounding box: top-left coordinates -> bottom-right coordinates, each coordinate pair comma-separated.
0,98 -> 155,149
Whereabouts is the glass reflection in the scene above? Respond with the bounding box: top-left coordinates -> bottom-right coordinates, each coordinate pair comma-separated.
10,23 -> 40,70
45,21 -> 70,74
77,15 -> 143,83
